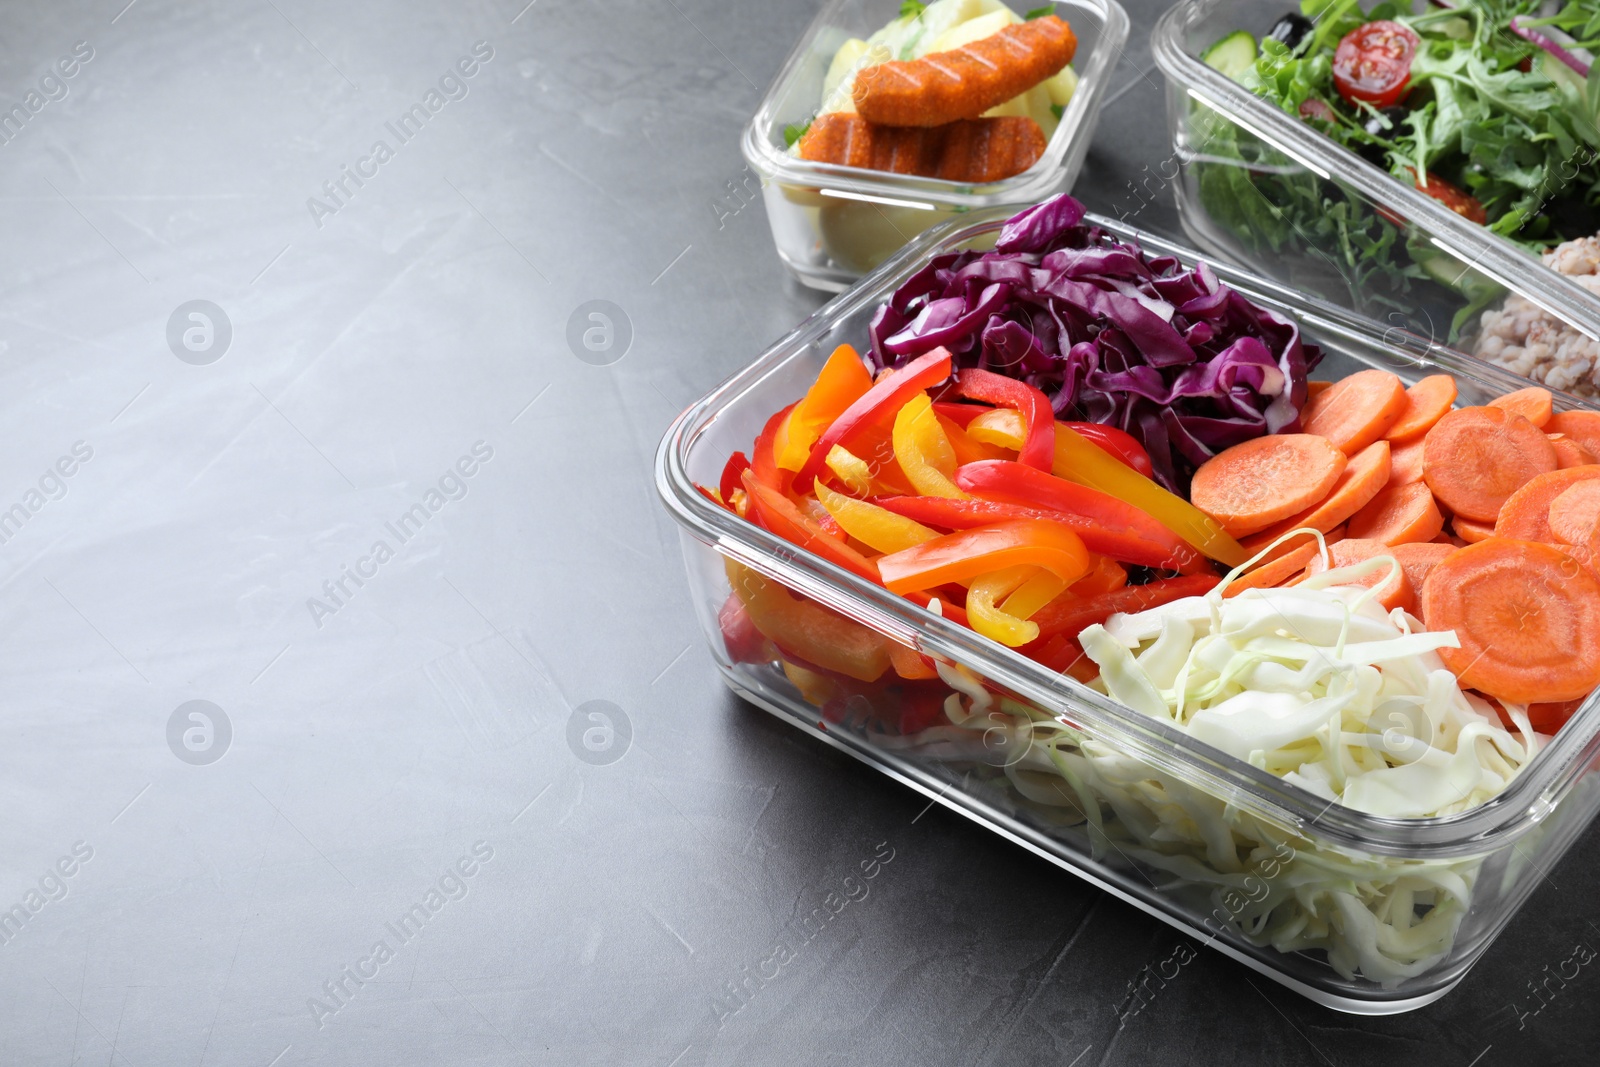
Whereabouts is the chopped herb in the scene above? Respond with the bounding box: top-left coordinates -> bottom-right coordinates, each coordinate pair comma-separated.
783,120 -> 812,148
1050,103 -> 1065,119
899,0 -> 927,17
1025,5 -> 1055,18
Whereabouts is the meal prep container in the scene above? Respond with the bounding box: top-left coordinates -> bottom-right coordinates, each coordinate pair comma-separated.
1151,0 -> 1600,354
742,0 -> 1128,292
657,208 -> 1600,1013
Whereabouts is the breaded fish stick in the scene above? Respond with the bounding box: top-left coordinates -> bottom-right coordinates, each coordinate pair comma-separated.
796,113 -> 1047,183
853,15 -> 1077,127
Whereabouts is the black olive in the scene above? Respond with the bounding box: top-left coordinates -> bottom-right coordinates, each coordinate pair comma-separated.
1362,107 -> 1409,140
1267,13 -> 1313,50
1356,142 -> 1389,168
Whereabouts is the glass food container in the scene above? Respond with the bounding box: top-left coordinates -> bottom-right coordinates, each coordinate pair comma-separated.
1151,0 -> 1600,373
656,209 -> 1600,1014
742,0 -> 1128,292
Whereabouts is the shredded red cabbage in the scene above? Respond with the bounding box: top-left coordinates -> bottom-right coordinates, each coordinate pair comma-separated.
867,195 -> 1322,493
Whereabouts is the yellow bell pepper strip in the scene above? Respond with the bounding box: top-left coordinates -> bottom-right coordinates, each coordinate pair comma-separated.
813,479 -> 938,555
965,409 -> 1246,567
956,460 -> 1209,575
893,393 -> 966,499
953,368 -> 1056,471
752,402 -> 798,494
741,469 -> 880,584
725,561 -> 891,683
935,411 -> 1008,467
967,566 -> 1043,647
797,495 -> 848,542
775,344 -> 875,472
793,348 -> 954,489
877,519 -> 1090,595
825,445 -> 876,496
1000,567 -> 1070,620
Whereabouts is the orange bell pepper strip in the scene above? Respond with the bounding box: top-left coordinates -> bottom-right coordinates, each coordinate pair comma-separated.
937,413 -> 1008,467
793,348 -> 954,489
775,344 -> 875,472
742,469 -> 880,583
725,561 -> 890,683
952,368 -> 1056,471
877,520 -> 1090,595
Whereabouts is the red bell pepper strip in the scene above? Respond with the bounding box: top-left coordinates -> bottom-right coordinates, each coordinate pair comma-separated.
953,461 -> 1209,575
1064,422 -> 1154,478
953,368 -> 1055,471
741,469 -> 880,583
932,401 -> 994,428
877,520 -> 1090,594
872,495 -> 1184,572
1031,632 -> 1098,682
1027,574 -> 1221,642
793,348 -> 954,490
751,403 -> 797,494
719,451 -> 752,502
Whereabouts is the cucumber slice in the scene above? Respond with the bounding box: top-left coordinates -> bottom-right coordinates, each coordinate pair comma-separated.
1202,30 -> 1257,80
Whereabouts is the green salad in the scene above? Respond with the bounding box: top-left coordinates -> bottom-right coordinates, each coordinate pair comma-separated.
1195,0 -> 1600,333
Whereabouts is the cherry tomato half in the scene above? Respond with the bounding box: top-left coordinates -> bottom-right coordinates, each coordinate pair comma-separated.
1333,21 -> 1419,108
1409,168 -> 1488,225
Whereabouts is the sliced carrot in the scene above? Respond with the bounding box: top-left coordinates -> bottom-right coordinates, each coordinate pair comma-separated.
1421,538 -> 1600,704
1545,410 -> 1600,457
1422,406 -> 1558,522
1433,531 -> 1469,547
1454,516 -> 1498,543
1305,380 -> 1334,401
1549,480 -> 1600,548
1303,538 -> 1414,613
1188,433 -> 1347,537
1390,541 -> 1454,595
1384,374 -> 1458,443
1548,433 -> 1597,469
1347,481 -> 1444,545
1488,386 -> 1554,429
1495,466 -> 1600,543
1388,436 -> 1426,487
1301,368 -> 1408,455
1241,441 -> 1391,551
1225,537 -> 1324,597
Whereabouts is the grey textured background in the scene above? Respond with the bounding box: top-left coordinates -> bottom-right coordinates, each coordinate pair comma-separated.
0,0 -> 1595,1064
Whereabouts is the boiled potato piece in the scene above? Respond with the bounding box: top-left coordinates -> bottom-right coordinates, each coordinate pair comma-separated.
1044,64 -> 1078,108
926,9 -> 1016,54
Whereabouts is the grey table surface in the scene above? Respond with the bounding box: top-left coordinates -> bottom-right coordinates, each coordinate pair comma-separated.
1,0 -> 1596,1064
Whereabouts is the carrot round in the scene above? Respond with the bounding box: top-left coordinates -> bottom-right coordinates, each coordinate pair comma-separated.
1305,380 -> 1334,401
1384,374 -> 1458,443
1301,368 -> 1408,455
1488,386 -> 1554,429
1346,481 -> 1444,545
1546,410 -> 1600,457
1304,538 -> 1414,613
1390,541 -> 1454,595
1549,480 -> 1600,548
1453,516 -> 1497,544
1433,532 -> 1469,547
1548,433 -> 1597,469
1422,406 -> 1558,522
1225,535 -> 1325,597
1388,436 -> 1426,487
1494,465 -> 1600,543
1189,433 -> 1347,537
1421,538 -> 1600,704
1241,440 -> 1391,550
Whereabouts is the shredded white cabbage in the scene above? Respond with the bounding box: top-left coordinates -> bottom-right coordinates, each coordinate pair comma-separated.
871,538 -> 1544,987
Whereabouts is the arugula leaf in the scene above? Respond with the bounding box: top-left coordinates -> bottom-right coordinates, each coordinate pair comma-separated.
1025,5 -> 1056,18
783,120 -> 811,148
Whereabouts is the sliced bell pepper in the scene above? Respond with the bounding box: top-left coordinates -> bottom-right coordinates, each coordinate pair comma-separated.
718,592 -> 772,665
751,402 -> 798,494
794,348 -> 954,489
888,641 -> 939,680
932,401 -> 993,428
953,461 -> 1209,575
742,469 -> 880,583
871,495 -> 1181,572
877,520 -> 1090,595
1031,632 -> 1098,682
893,393 -> 966,499
1063,422 -> 1154,478
904,590 -> 970,626
1027,573 -> 1221,642
1069,554 -> 1127,596
813,480 -> 939,554
775,344 -> 874,472
965,409 -> 1246,566
725,561 -> 890,683
953,368 -> 1056,471
967,566 -> 1042,647
826,445 -> 876,496
798,495 -> 847,542
936,413 -> 1008,467
1001,567 -> 1070,620
719,451 -> 752,502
